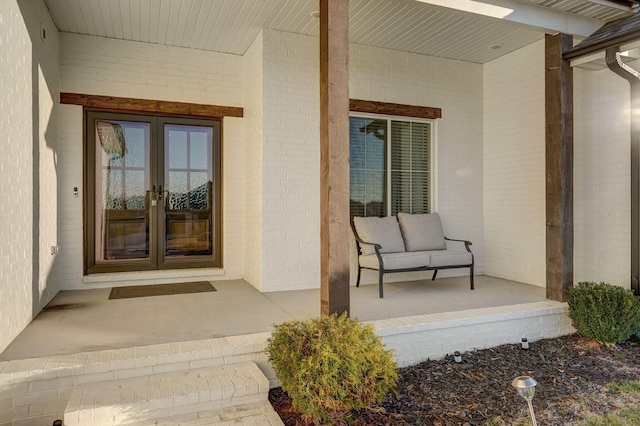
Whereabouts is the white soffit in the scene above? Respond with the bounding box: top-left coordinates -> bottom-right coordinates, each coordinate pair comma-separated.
44,0 -> 633,64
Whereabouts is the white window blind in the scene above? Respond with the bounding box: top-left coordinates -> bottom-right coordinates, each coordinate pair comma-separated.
390,121 -> 431,215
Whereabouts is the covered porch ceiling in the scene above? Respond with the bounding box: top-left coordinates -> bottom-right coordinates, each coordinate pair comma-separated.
45,0 -> 637,64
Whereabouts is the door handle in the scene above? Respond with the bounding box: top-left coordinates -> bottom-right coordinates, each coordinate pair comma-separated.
150,185 -> 159,201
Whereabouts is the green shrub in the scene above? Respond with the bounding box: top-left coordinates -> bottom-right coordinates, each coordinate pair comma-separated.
568,282 -> 640,344
266,313 -> 398,424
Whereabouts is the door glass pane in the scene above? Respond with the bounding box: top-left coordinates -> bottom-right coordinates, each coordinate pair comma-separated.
94,120 -> 150,262
168,130 -> 188,169
189,172 -> 209,209
124,170 -> 146,210
164,124 -> 213,258
167,171 -> 188,210
190,132 -> 209,170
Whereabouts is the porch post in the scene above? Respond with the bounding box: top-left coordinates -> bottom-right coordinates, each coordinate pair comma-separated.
545,33 -> 574,302
319,0 -> 350,316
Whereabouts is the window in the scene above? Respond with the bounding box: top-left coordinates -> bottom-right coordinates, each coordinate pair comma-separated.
86,111 -> 221,273
350,115 -> 433,217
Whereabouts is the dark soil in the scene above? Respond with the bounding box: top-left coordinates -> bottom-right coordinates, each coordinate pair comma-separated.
269,334 -> 640,425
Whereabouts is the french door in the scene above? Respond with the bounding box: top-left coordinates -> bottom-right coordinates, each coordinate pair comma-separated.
86,111 -> 221,273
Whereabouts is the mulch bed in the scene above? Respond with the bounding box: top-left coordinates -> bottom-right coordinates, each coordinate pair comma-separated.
269,333 -> 640,425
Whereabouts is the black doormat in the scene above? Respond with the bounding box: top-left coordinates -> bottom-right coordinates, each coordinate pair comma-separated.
109,281 -> 216,300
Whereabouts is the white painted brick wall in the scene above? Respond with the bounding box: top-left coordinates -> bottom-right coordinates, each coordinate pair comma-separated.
242,31 -> 264,290
57,28 -> 484,293
222,116 -> 246,279
259,30 -> 484,291
351,43 -> 485,285
0,0 -> 33,356
483,40 -> 546,287
260,30 -> 321,291
484,40 -> 632,289
374,302 -> 572,367
60,33 -> 242,106
57,105 -> 84,288
38,19 -> 635,298
574,66 -> 631,286
58,33 -> 246,289
0,0 -> 61,354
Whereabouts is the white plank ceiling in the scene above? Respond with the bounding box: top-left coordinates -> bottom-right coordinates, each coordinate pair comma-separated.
44,0 -> 636,63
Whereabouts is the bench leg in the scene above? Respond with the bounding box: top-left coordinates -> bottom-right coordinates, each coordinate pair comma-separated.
379,270 -> 384,298
470,264 -> 474,290
356,266 -> 362,288
431,270 -> 438,281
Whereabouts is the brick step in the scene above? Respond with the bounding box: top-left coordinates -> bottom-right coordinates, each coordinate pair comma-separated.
127,400 -> 284,425
63,361 -> 269,426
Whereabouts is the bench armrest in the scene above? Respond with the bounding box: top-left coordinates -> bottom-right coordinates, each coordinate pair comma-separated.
445,236 -> 473,252
350,220 -> 382,256
354,235 -> 382,251
353,234 -> 385,268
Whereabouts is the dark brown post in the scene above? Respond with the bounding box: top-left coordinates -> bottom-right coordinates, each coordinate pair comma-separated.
319,0 -> 350,316
545,33 -> 574,302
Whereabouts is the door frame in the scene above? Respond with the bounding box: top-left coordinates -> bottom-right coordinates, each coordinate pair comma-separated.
84,110 -> 222,274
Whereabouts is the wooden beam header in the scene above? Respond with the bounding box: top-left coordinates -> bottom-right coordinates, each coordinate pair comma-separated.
60,92 -> 243,119
350,99 -> 441,120
414,0 -> 602,37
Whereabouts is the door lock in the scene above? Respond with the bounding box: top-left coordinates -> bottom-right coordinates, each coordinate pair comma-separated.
151,185 -> 158,206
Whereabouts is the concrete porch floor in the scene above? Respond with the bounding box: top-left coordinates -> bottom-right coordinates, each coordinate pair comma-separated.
0,275 -> 546,361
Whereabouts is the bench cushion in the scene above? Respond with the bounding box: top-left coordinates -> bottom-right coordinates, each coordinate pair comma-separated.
353,216 -> 406,255
359,250 -> 471,270
397,212 -> 447,251
359,252 -> 430,270
425,250 -> 473,267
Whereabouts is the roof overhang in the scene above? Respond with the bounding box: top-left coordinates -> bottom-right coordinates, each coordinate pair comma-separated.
565,11 -> 640,65
416,0 -> 604,37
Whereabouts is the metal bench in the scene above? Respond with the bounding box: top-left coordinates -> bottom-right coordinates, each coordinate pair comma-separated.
351,213 -> 474,298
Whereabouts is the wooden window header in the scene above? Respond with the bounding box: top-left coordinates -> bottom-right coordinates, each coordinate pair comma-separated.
60,93 -> 243,119
61,94 -> 436,121
349,99 -> 441,120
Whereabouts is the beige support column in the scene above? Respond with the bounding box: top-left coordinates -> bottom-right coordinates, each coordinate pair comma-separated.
319,0 -> 350,316
545,33 -> 574,302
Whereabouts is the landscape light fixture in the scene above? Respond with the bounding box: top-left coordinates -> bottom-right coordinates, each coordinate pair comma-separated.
512,376 -> 538,426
